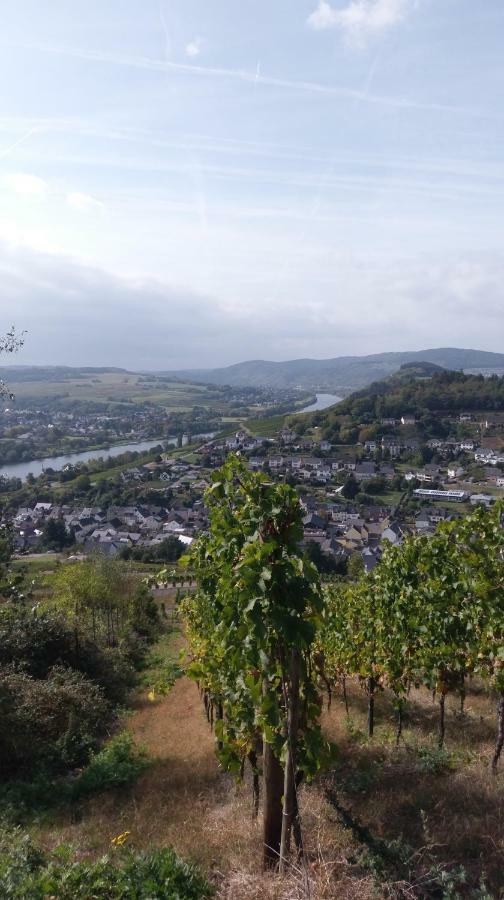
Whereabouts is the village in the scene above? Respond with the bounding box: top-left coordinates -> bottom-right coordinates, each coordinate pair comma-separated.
9,413 -> 504,574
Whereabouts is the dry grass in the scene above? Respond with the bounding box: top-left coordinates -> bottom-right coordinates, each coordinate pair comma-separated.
35,630 -> 504,898
320,678 -> 504,896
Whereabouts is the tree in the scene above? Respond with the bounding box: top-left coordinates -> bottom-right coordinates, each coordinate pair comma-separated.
41,518 -> 74,551
76,474 -> 91,492
0,327 -> 25,399
120,536 -> 184,564
347,553 -> 364,581
0,524 -> 27,603
50,556 -> 136,647
342,474 -> 359,499
181,456 -> 326,870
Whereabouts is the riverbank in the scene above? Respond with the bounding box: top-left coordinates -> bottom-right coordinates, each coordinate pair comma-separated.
297,392 -> 342,413
0,432 -> 216,482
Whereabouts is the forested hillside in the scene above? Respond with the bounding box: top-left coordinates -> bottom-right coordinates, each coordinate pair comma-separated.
301,368 -> 504,441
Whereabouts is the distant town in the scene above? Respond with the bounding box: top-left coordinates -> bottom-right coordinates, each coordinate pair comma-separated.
6,402 -> 504,574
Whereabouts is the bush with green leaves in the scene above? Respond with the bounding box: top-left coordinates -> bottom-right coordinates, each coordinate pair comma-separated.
0,666 -> 109,777
0,827 -> 213,899
0,735 -> 148,818
72,732 -> 148,799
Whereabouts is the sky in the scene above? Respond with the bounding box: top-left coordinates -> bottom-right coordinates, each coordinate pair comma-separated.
0,0 -> 503,369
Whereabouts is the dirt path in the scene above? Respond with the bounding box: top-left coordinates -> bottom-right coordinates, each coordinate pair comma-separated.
45,655 -> 259,875
130,676 -> 217,782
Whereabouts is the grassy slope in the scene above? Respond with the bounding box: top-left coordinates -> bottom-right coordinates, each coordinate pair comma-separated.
33,623 -> 504,898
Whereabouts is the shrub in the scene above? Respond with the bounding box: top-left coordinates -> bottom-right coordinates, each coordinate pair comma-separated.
0,666 -> 109,778
0,609 -> 78,679
0,609 -> 135,704
0,774 -> 71,820
0,828 -> 213,899
72,732 -> 148,799
416,745 -> 455,775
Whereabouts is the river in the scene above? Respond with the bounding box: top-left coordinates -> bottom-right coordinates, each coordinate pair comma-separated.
0,397 -> 339,482
297,392 -> 341,413
0,433 -> 214,482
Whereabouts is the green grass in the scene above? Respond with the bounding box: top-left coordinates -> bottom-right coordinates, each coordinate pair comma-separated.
245,414 -> 286,437
375,491 -> 403,506
72,733 -> 149,799
11,555 -> 63,588
139,625 -> 184,686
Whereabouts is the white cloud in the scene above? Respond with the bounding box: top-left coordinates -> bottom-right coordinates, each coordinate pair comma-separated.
2,237 -> 502,370
66,191 -> 105,213
307,0 -> 341,30
307,0 -> 413,46
185,37 -> 202,58
3,172 -> 48,197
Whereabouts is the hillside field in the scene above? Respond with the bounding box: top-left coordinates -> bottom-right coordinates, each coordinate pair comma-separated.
30,619 -> 504,899
4,370 -> 216,411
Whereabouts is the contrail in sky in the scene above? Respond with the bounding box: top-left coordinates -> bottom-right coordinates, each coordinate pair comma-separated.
0,128 -> 39,162
3,40 -> 496,119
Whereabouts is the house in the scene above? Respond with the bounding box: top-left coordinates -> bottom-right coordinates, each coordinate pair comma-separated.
91,540 -> 123,558
381,436 -> 401,458
225,431 -> 249,450
400,415 -> 416,426
88,527 -> 118,542
447,466 -> 465,480
34,502 -> 52,515
354,461 -> 376,482
381,523 -> 403,545
303,512 -> 326,530
475,449 -> 496,463
405,470 -> 432,483
415,511 -> 432,531
339,459 -> 357,471
361,547 -> 380,573
470,493 -> 496,507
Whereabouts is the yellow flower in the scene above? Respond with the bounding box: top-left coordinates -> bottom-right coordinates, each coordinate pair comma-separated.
111,830 -> 131,846
148,690 -> 156,702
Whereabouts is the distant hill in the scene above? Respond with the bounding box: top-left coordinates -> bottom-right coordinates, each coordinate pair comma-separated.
165,348 -> 504,394
0,366 -> 130,383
